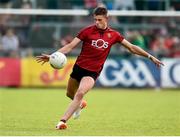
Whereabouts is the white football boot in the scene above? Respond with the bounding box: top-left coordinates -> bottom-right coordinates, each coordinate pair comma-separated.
55,121 -> 67,130
73,100 -> 87,119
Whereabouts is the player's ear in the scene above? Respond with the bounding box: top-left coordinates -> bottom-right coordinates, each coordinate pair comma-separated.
106,15 -> 109,20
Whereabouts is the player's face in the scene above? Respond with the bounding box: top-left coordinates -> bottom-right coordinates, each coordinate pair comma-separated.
94,15 -> 108,30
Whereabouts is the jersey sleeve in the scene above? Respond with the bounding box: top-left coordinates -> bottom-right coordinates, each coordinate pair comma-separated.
115,31 -> 124,43
76,27 -> 88,41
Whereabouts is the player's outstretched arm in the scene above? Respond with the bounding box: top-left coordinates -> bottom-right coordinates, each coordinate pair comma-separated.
58,37 -> 81,54
36,37 -> 81,65
121,39 -> 164,68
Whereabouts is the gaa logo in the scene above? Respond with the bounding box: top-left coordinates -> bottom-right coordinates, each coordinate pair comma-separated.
91,39 -> 109,49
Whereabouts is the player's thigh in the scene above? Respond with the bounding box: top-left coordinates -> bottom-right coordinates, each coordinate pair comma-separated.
67,77 -> 79,95
77,76 -> 95,95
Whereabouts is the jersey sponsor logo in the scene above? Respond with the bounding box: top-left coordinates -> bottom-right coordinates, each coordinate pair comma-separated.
91,39 -> 109,49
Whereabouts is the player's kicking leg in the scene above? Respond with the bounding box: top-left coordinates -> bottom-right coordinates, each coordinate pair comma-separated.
56,76 -> 95,130
73,99 -> 87,119
66,77 -> 79,100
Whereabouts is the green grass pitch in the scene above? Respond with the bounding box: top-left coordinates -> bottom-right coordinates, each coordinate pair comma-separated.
0,88 -> 179,136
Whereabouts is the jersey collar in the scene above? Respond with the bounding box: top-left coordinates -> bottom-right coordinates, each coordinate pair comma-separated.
94,25 -> 109,32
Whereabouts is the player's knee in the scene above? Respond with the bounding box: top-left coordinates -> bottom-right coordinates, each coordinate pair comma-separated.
74,91 -> 84,101
66,92 -> 74,100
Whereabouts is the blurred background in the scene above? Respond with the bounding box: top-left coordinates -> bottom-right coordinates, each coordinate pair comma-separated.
0,0 -> 180,88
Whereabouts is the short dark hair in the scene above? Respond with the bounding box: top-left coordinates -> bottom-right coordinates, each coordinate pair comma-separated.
93,6 -> 108,16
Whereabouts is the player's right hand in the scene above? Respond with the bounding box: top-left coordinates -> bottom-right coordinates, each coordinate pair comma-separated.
36,54 -> 50,65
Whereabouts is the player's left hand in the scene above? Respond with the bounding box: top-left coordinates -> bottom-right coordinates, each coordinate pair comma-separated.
150,56 -> 164,68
